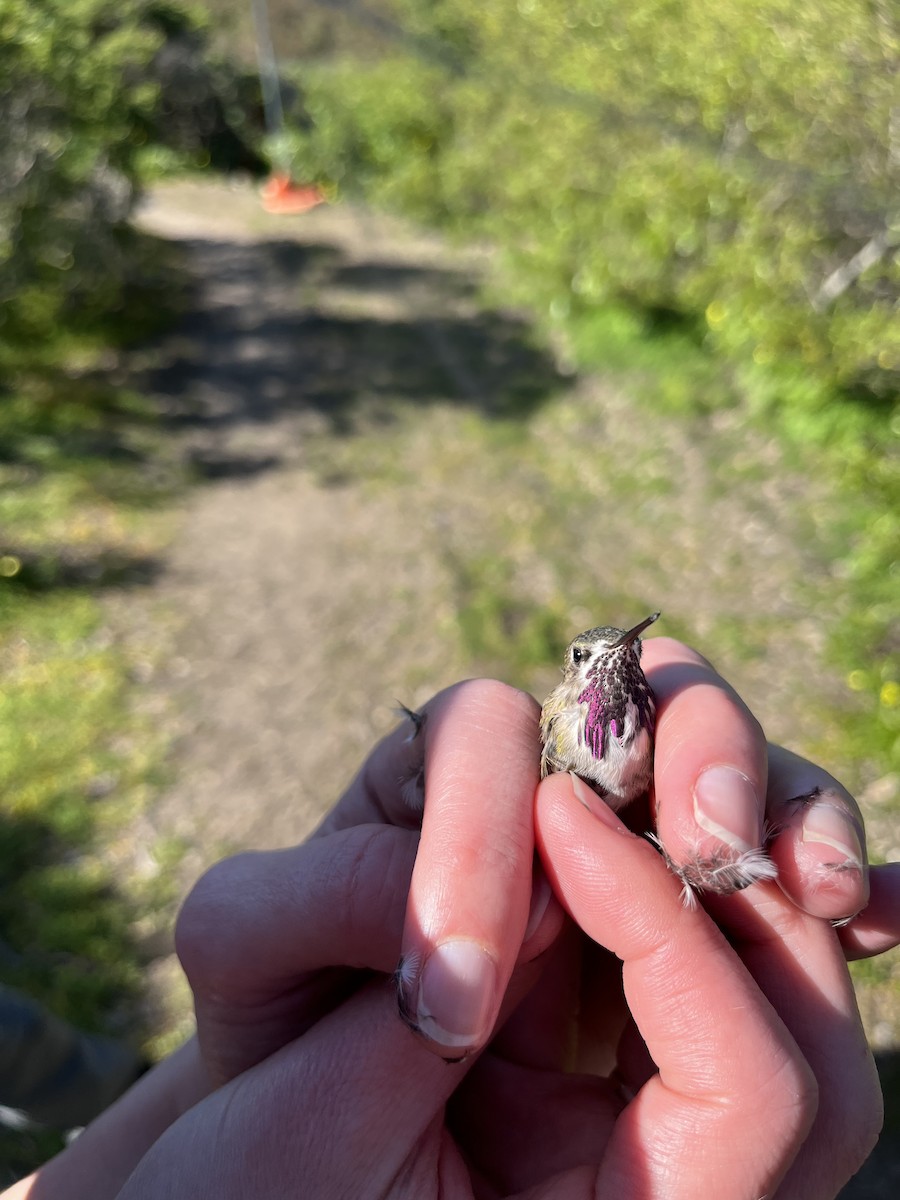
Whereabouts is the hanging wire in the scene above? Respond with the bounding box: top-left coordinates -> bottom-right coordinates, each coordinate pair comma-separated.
250,0 -> 284,139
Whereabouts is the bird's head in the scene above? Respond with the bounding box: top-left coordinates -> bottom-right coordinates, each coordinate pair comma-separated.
561,612 -> 660,685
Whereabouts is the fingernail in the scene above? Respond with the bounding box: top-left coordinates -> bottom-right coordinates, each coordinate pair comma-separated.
693,765 -> 762,854
802,803 -> 863,867
569,772 -> 623,829
524,865 -> 552,942
415,940 -> 498,1052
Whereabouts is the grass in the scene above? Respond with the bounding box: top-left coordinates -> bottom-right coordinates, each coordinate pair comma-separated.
0,249 -> 187,1174
0,589 -> 160,1017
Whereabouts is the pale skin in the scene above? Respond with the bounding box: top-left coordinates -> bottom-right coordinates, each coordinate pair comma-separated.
7,638 -> 900,1200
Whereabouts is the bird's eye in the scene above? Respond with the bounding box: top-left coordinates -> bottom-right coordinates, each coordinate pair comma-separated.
571,647 -> 586,664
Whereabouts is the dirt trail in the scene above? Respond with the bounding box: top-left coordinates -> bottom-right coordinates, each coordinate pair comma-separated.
128,181 -> 492,867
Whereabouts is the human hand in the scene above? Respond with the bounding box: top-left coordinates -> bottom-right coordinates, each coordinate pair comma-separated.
13,644 -> 896,1200
115,676 -> 894,1199
531,768 -> 888,1199
183,639 -> 892,1089
147,649 -> 896,1199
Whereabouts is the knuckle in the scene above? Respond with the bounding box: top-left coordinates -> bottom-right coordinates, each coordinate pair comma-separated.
342,825 -> 413,952
174,852 -> 257,983
450,676 -> 541,723
727,689 -> 766,747
765,1054 -> 820,1143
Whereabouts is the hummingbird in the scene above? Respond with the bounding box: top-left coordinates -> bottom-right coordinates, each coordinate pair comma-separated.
539,612 -> 780,901
540,613 -> 660,809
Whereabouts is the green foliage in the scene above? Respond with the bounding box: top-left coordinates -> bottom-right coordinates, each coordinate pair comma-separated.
0,587 -> 157,1026
0,2 -> 252,1089
277,56 -> 454,221
0,0 -> 163,341
0,0 -> 261,347
0,342 -> 181,1031
0,223 -> 185,1032
281,0 -> 899,774
285,0 -> 899,398
0,0 -> 194,1050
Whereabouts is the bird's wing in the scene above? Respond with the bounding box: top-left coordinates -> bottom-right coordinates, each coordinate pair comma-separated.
539,704 -> 555,779
539,698 -> 572,779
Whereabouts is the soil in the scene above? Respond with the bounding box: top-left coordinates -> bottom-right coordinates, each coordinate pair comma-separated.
127,181 -> 484,867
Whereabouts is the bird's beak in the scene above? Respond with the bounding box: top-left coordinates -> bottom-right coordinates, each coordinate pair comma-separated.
613,611 -> 661,648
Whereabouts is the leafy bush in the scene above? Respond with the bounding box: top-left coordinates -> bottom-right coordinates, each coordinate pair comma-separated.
0,0 -> 262,348
284,0 -> 899,404
0,1 -> 162,342
0,1 -> 197,1064
273,55 -> 453,220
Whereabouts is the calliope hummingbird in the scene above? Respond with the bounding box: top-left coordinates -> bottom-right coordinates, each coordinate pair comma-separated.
540,612 -> 779,899
540,613 -> 660,809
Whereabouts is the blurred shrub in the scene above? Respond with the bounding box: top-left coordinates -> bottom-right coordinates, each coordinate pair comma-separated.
132,4 -> 267,178
0,0 -> 159,342
277,55 -> 453,220
284,0 -> 899,407
0,0 -> 263,348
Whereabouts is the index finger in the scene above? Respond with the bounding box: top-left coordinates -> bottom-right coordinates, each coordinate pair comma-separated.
394,679 -> 559,1059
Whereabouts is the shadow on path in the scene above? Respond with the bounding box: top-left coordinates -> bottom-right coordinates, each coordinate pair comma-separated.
146,235 -> 567,458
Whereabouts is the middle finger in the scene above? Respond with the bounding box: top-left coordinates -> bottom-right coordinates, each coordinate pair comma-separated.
644,637 -> 775,895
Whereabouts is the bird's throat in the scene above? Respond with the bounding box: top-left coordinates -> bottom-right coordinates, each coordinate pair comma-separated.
577,676 -> 609,760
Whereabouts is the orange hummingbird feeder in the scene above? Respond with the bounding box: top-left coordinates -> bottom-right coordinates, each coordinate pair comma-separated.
252,0 -> 326,215
259,173 -> 325,214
